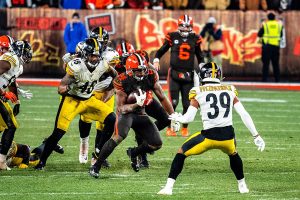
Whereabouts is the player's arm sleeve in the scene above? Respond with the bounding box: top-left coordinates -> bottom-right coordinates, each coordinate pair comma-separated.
234,100 -> 259,137
195,36 -> 204,63
154,34 -> 171,59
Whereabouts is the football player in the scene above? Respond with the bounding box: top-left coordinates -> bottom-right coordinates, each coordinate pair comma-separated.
34,38 -> 115,170
0,40 -> 33,170
78,27 -> 118,167
153,15 -> 204,137
157,62 -> 266,195
115,41 -> 172,168
89,53 -> 175,178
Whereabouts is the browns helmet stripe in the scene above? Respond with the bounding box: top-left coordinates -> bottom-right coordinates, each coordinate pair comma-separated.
121,42 -> 128,53
133,53 -> 144,66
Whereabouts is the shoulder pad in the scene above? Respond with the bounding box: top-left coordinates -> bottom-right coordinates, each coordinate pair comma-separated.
67,58 -> 84,73
1,53 -> 17,67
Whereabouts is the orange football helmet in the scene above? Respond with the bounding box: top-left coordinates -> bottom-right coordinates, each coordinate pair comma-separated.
125,53 -> 148,81
177,15 -> 193,37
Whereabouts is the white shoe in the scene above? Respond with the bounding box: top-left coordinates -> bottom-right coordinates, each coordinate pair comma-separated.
79,154 -> 88,164
238,182 -> 249,193
0,161 -> 11,171
157,187 -> 172,195
79,140 -> 89,164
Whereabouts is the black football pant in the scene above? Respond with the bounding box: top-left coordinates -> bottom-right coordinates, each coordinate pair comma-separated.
169,77 -> 193,128
262,44 -> 280,82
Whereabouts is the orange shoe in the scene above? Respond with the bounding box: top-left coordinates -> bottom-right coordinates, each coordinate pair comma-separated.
166,128 -> 177,137
181,128 -> 189,137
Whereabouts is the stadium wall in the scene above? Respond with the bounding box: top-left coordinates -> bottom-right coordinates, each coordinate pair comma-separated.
3,8 -> 300,82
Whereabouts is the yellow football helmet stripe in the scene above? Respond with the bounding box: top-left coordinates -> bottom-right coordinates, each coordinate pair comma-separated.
211,62 -> 216,78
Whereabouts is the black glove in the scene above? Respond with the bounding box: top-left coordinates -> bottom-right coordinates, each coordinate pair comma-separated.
13,104 -> 20,116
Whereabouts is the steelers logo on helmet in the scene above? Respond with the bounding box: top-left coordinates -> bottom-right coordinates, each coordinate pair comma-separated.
90,26 -> 110,50
178,15 -> 193,37
199,62 -> 222,84
125,53 -> 148,81
81,38 -> 102,68
10,40 -> 33,64
75,41 -> 85,56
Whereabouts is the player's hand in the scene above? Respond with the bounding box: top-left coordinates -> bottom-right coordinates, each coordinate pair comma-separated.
13,103 -> 20,116
153,58 -> 160,70
62,53 -> 72,64
253,135 -> 265,151
17,88 -> 33,99
2,91 -> 18,103
134,89 -> 146,107
171,120 -> 180,132
168,112 -> 182,121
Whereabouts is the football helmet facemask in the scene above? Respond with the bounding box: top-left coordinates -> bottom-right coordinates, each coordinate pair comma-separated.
178,15 -> 193,37
90,27 -> 110,50
199,62 -> 222,84
81,38 -> 102,68
75,41 -> 85,56
10,40 -> 33,64
125,53 -> 148,81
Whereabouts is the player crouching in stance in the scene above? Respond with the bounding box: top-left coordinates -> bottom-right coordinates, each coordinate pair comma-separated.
89,53 -> 175,178
0,40 -> 32,170
34,38 -> 115,170
157,62 -> 266,195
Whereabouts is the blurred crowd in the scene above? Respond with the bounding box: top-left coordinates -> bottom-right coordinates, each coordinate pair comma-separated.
1,0 -> 300,11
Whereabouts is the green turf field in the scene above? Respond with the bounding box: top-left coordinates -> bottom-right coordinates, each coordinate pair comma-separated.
0,86 -> 299,200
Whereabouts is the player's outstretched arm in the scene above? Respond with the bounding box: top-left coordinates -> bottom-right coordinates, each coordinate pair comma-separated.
233,97 -> 265,151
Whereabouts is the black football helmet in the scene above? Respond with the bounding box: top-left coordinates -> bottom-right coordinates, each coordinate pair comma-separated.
199,62 -> 222,84
81,38 -> 102,68
90,27 -> 110,50
10,40 -> 32,64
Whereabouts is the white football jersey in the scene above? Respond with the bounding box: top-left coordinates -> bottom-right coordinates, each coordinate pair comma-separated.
189,83 -> 238,130
93,48 -> 118,92
0,52 -> 23,89
66,57 -> 109,98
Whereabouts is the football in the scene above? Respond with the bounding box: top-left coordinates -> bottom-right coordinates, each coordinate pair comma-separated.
126,90 -> 138,104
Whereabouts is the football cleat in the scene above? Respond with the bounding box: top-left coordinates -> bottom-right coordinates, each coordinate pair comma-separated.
157,187 -> 173,195
34,162 -> 45,170
126,148 -> 139,172
181,128 -> 189,137
0,161 -> 11,171
54,143 -> 64,154
238,181 -> 249,193
139,154 -> 149,169
89,165 -> 100,179
79,154 -> 88,164
166,128 -> 177,137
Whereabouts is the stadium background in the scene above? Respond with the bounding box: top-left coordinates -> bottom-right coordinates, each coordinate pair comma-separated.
1,8 -> 300,82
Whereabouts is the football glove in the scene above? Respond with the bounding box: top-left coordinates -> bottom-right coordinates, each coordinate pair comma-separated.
253,135 -> 265,151
1,91 -> 18,103
171,120 -> 180,132
13,104 -> 20,116
62,53 -> 72,64
134,89 -> 146,107
168,112 -> 182,122
17,88 -> 33,99
153,58 -> 160,70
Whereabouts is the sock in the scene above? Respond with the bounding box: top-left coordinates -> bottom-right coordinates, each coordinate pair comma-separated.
80,136 -> 89,155
229,153 -> 244,180
0,128 -> 16,155
79,119 -> 91,138
130,143 -> 154,157
238,178 -> 246,184
39,128 -> 65,164
165,178 -> 176,189
169,153 -> 186,180
94,139 -> 118,168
